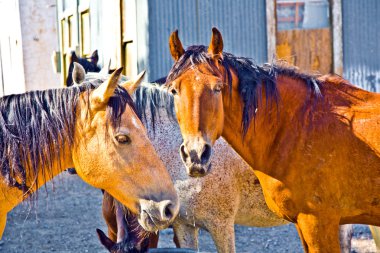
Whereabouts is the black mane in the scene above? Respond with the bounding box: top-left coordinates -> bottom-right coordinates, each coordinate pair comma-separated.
133,80 -> 175,133
166,45 -> 322,134
0,82 -> 135,194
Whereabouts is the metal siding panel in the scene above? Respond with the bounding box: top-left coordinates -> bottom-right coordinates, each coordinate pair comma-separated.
147,0 -> 198,80
342,0 -> 380,91
198,0 -> 267,65
146,0 -> 267,81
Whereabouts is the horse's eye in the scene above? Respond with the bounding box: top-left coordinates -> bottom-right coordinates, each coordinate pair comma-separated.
170,88 -> 178,95
213,83 -> 223,93
115,134 -> 131,144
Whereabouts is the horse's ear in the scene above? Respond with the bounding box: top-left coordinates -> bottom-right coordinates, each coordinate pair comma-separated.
208,27 -> 223,59
69,51 -> 78,63
169,30 -> 185,61
120,70 -> 146,95
91,50 -> 99,64
96,228 -> 115,251
72,62 -> 86,85
90,67 -> 123,110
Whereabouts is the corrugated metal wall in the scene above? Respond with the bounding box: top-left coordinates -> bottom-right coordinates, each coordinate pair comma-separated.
145,0 -> 267,80
342,0 -> 380,92
146,0 -> 198,80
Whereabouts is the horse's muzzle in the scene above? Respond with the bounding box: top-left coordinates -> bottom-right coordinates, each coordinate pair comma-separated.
187,163 -> 211,177
180,140 -> 212,177
138,198 -> 179,231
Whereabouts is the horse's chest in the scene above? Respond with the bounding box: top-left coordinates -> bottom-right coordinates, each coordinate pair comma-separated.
253,170 -> 298,221
0,184 -> 23,214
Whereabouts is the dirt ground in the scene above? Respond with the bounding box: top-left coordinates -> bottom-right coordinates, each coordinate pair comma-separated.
1,173 -> 378,253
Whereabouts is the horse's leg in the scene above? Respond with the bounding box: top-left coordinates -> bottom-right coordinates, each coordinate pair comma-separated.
173,230 -> 180,248
339,224 -> 353,253
172,223 -> 199,249
297,222 -> 353,253
0,214 -> 6,239
208,222 -> 235,253
295,223 -> 309,252
297,213 -> 341,253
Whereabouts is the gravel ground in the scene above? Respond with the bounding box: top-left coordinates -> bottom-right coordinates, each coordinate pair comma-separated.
1,173 -> 378,253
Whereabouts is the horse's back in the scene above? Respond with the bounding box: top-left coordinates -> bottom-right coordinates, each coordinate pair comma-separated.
289,76 -> 380,220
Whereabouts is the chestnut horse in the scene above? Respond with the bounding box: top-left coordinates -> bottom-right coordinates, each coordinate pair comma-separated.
0,68 -> 179,240
164,28 -> 380,252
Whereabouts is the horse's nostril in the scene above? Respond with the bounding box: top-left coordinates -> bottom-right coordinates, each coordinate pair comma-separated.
180,144 -> 189,160
159,201 -> 175,221
164,204 -> 173,219
201,144 -> 212,164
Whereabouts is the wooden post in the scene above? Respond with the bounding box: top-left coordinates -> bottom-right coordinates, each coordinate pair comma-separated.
331,0 -> 343,75
266,0 -> 276,62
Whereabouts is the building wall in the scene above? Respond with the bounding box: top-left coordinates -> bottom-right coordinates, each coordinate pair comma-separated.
136,0 -> 267,81
57,0 -> 380,90
19,0 -> 60,91
95,0 -> 122,71
89,0 -> 104,67
342,0 -> 380,91
90,0 -> 133,75
62,0 -> 268,81
135,0 -> 149,78
0,0 -> 26,95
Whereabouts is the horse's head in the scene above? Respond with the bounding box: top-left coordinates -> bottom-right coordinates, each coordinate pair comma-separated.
66,50 -> 101,87
166,28 -> 227,177
72,67 -> 179,231
96,228 -> 149,253
96,200 -> 151,253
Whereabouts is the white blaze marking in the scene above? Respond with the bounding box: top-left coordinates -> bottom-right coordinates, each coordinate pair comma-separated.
131,116 -> 140,129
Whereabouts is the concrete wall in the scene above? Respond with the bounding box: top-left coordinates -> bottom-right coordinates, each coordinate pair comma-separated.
19,0 -> 60,91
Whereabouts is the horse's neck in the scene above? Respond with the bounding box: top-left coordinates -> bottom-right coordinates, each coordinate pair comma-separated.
222,75 -> 310,172
0,143 -> 74,214
32,146 -> 74,188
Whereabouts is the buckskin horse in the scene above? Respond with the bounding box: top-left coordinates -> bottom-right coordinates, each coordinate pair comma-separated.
162,28 -> 380,252
70,64 -> 160,252
0,68 -> 179,240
